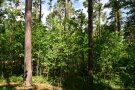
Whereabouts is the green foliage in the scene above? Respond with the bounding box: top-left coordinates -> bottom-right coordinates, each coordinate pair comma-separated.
93,31 -> 125,87
0,0 -> 135,89
32,76 -> 48,83
0,76 -> 23,82
9,76 -> 23,82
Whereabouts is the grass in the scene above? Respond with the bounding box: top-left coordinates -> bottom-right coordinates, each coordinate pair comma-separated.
0,76 -> 134,90
0,76 -> 49,83
0,76 -> 63,90
0,85 -> 15,90
0,83 -> 63,90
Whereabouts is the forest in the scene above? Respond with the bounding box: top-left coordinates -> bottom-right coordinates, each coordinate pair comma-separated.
0,0 -> 135,90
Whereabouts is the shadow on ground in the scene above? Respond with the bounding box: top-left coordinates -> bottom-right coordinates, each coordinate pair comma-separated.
0,83 -> 62,90
0,85 -> 17,90
62,76 -> 113,90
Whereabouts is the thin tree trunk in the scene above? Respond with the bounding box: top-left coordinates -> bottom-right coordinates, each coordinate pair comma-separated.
116,10 -> 120,33
98,0 -> 101,37
114,0 -> 120,33
59,0 -> 62,25
36,53 -> 39,76
20,0 -> 22,16
35,0 -> 41,21
36,46 -> 40,76
50,0 -> 53,28
24,0 -> 32,86
65,0 -> 68,19
39,0 -> 42,22
50,0 -> 53,19
35,0 -> 39,19
88,0 -> 93,89
64,0 -> 68,31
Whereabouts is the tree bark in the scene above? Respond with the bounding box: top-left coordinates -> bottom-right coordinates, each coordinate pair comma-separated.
20,0 -> 22,16
50,0 -> 53,19
98,0 -> 101,37
65,0 -> 68,19
35,0 -> 39,19
114,0 -> 120,33
39,0 -> 42,22
64,0 -> 68,31
24,0 -> 32,86
116,9 -> 120,33
59,0 -> 62,25
88,0 -> 93,89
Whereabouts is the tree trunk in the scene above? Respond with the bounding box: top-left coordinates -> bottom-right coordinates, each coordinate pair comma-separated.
59,0 -> 62,25
115,0 -> 120,33
20,0 -> 22,16
36,50 -> 40,76
88,0 -> 93,89
116,9 -> 120,33
65,0 -> 68,19
35,0 -> 39,19
35,0 -> 41,21
50,0 -> 53,19
39,0 -> 42,22
64,0 -> 68,31
24,0 -> 32,86
98,0 -> 101,37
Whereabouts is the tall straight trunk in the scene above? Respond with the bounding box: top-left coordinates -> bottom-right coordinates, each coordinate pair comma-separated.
49,0 -> 53,28
114,0 -> 120,33
35,0 -> 41,21
116,10 -> 120,33
98,0 -> 101,37
88,0 -> 93,89
20,0 -> 22,15
64,0 -> 68,31
50,0 -> 53,19
114,9 -> 120,33
39,0 -> 42,22
59,0 -> 62,25
35,0 -> 39,19
36,52 -> 40,76
50,0 -> 52,13
65,0 -> 68,19
24,0 -> 32,86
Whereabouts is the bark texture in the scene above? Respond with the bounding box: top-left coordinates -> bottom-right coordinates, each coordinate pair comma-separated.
24,0 -> 32,86
88,0 -> 93,89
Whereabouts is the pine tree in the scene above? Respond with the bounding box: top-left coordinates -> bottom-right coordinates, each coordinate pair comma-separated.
88,0 -> 93,89
24,0 -> 32,86
105,0 -> 122,33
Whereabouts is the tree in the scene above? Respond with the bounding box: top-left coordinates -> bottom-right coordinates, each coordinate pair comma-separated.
93,0 -> 105,37
105,0 -> 122,33
88,0 -> 93,89
20,0 -> 22,15
124,0 -> 135,43
49,0 -> 53,27
24,0 -> 32,86
39,0 -> 42,21
33,0 -> 42,21
64,0 -> 68,31
65,0 -> 68,19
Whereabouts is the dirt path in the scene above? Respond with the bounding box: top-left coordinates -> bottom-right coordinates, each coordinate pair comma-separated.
0,82 -> 63,90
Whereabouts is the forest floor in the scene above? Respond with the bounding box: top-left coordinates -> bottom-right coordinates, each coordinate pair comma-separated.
0,82 -> 63,90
